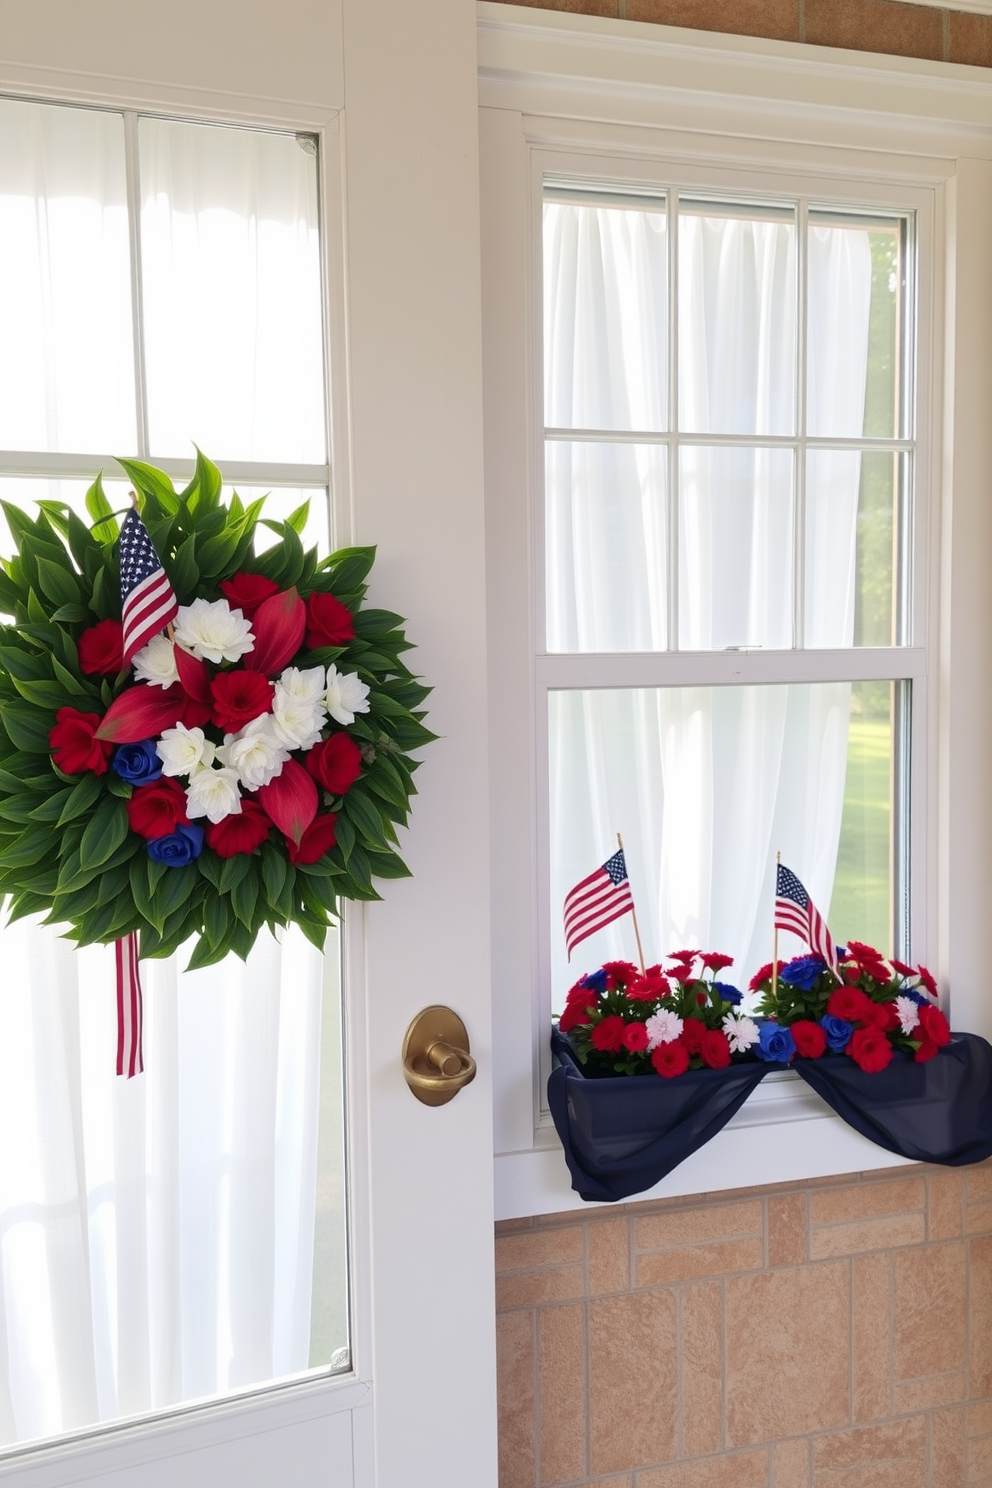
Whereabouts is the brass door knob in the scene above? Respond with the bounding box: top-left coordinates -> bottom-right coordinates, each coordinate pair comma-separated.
402,1005 -> 477,1106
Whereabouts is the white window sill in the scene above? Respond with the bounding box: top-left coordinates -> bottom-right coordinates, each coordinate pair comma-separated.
493,1071 -> 915,1220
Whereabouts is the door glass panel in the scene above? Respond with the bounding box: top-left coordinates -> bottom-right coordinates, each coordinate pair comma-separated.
139,118 -> 327,465
0,99 -> 136,454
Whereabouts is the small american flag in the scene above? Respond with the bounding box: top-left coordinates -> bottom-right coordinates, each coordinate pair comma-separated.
564,849 -> 634,960
119,506 -> 178,665
775,863 -> 839,978
115,931 -> 144,1078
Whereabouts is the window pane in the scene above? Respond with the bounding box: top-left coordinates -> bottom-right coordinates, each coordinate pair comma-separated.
549,681 -> 895,1011
139,118 -> 326,464
807,214 -> 903,440
805,449 -> 901,648
0,921 -> 348,1449
0,99 -> 136,453
545,440 -> 667,652
543,197 -> 668,432
678,202 -> 796,436
678,446 -> 793,650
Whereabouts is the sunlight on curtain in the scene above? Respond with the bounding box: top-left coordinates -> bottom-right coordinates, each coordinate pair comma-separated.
544,197 -> 876,999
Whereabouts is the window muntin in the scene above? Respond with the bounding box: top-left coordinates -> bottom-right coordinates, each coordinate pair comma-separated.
542,179 -> 917,1004
0,95 -> 346,1452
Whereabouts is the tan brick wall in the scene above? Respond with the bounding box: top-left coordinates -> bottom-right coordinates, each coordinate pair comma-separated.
489,0 -> 992,68
495,1161 -> 992,1486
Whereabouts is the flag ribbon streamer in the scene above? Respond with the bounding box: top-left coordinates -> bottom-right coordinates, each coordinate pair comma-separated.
115,932 -> 144,1079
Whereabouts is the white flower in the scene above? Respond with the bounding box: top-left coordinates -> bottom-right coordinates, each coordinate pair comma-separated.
173,597 -> 255,665
324,663 -> 371,726
185,765 -> 243,824
645,1008 -> 683,1051
217,716 -> 291,792
895,994 -> 921,1036
276,666 -> 327,707
133,633 -> 179,688
722,1013 -> 760,1054
156,724 -> 216,777
270,695 -> 327,751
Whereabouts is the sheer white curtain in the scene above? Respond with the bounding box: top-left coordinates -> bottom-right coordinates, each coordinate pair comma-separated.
0,99 -> 339,1447
545,201 -> 873,1002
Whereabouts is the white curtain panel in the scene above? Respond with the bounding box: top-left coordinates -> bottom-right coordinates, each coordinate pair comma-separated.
545,202 -> 873,1003
0,100 -> 335,1446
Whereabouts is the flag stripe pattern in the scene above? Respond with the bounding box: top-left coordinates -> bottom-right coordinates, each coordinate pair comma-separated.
119,507 -> 179,665
775,863 -> 839,976
115,931 -> 144,1078
564,849 -> 634,959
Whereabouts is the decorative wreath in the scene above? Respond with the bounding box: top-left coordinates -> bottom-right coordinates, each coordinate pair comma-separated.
0,453 -> 433,969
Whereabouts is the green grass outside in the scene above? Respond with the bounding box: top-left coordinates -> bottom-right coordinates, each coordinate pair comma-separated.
828,715 -> 891,952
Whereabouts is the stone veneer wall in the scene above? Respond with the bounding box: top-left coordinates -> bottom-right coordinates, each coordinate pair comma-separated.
489,0 -> 992,69
495,1162 -> 992,1487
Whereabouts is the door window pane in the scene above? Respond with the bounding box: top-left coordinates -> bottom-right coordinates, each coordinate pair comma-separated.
139,118 -> 326,464
0,99 -> 136,454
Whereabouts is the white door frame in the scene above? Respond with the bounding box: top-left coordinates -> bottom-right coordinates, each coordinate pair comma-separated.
0,3 -> 497,1485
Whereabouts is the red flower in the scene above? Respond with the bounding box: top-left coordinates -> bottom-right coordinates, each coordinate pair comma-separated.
306,734 -> 363,796
205,799 -> 272,858
890,957 -> 917,979
244,588 -> 307,676
848,1027 -> 894,1074
210,670 -> 273,732
748,961 -> 779,990
701,951 -> 733,972
627,972 -> 670,1002
827,986 -> 873,1023
258,758 -> 318,845
287,812 -> 339,865
180,696 -> 214,730
565,977 -> 595,1004
700,1028 -> 731,1069
668,963 -> 692,985
668,949 -> 696,963
680,1019 -> 704,1055
791,1020 -> 827,1059
602,959 -> 639,990
95,683 -> 188,744
559,999 -> 594,1033
652,1041 -> 690,1078
49,708 -> 114,775
590,1015 -> 626,1053
917,964 -> 938,997
914,1036 -> 939,1063
77,619 -> 124,676
842,963 -> 863,984
918,1003 -> 951,1048
621,1022 -> 649,1054
219,572 -> 280,620
126,777 -> 189,839
305,591 -> 355,649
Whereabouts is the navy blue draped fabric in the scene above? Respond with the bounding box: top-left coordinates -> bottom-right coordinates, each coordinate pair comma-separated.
549,1027 -> 992,1203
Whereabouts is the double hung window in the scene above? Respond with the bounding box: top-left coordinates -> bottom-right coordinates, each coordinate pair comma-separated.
0,97 -> 347,1452
542,173 -> 923,1010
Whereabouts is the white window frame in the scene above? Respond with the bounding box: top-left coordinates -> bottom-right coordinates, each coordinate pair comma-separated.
480,4 -> 992,1220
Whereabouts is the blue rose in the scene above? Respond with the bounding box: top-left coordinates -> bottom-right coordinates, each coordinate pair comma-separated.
147,823 -> 204,866
113,738 -> 163,785
780,955 -> 828,992
580,969 -> 609,994
821,1014 -> 854,1052
713,982 -> 743,1006
754,1021 -> 796,1063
